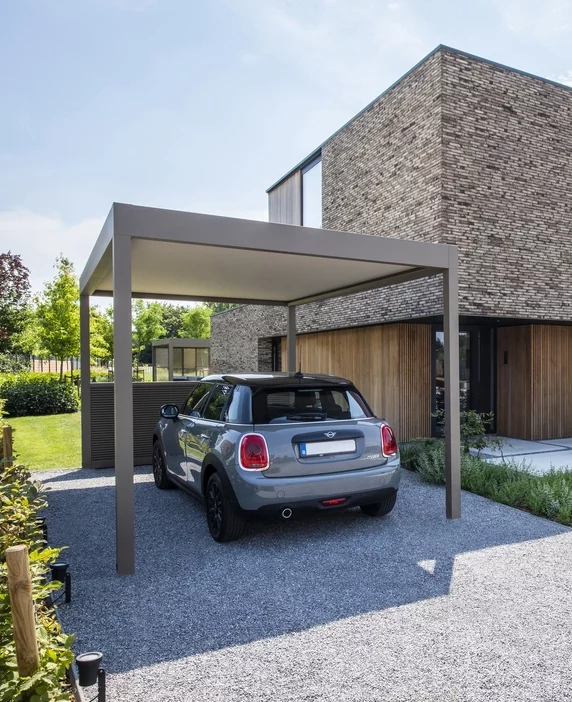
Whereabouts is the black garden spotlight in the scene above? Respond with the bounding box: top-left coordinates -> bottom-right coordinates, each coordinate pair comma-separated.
49,561 -> 71,604
76,651 -> 106,702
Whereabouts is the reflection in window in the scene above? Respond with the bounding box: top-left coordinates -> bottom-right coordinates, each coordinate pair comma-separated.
302,158 -> 322,228
435,331 -> 470,433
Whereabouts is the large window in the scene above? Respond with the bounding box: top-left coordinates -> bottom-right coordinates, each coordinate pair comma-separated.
302,158 -> 322,228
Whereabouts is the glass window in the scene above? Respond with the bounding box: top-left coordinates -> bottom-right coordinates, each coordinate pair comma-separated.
173,347 -> 183,377
155,347 -> 169,382
203,384 -> 232,421
302,158 -> 322,228
183,383 -> 212,415
251,386 -> 371,424
435,331 -> 471,433
196,347 -> 210,377
183,348 -> 197,375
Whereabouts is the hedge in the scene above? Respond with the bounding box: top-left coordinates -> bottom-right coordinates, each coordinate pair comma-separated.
0,461 -> 75,701
0,375 -> 79,417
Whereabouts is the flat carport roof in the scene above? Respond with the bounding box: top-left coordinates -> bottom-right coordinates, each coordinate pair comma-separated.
80,202 -> 461,574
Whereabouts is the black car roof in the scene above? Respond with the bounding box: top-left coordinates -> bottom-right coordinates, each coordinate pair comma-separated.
202,372 -> 353,388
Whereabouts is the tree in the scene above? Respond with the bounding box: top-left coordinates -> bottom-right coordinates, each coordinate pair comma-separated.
204,302 -> 238,315
157,303 -> 188,338
180,305 -> 211,338
35,257 -> 80,379
90,306 -> 114,364
132,300 -> 165,375
0,252 -> 31,352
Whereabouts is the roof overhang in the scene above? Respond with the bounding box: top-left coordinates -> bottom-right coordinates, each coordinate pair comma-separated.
80,203 -> 452,306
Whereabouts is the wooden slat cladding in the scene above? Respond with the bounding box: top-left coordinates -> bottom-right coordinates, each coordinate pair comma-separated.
90,382 -> 196,468
497,326 -> 532,439
497,325 -> 572,440
531,326 -> 572,440
268,172 -> 301,224
280,323 -> 431,441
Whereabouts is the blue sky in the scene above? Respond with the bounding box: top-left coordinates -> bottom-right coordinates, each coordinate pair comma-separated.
1,0 -> 571,291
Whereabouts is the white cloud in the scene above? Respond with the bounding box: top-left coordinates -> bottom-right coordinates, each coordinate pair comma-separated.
556,69 -> 572,86
227,0 -> 430,104
0,210 -> 104,295
493,0 -> 572,40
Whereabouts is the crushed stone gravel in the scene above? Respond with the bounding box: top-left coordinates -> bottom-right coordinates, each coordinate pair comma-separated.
40,467 -> 572,702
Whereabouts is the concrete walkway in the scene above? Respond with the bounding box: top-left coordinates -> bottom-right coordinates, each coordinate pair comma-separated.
476,436 -> 572,474
41,468 -> 572,702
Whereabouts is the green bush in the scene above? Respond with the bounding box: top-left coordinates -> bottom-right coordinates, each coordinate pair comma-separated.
413,440 -> 572,527
0,355 -> 29,374
0,461 -> 75,701
0,375 -> 79,417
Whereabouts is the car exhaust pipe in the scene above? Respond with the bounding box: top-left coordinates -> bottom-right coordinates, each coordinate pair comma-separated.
281,507 -> 293,520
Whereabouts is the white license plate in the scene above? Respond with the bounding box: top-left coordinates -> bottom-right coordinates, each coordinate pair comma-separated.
300,439 -> 356,457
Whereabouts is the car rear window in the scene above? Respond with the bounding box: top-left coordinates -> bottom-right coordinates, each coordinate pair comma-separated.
251,387 -> 372,424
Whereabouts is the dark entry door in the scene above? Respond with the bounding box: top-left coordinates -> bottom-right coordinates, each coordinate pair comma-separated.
433,327 -> 495,435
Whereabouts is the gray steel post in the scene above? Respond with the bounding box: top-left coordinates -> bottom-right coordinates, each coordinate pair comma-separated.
113,234 -> 135,574
168,341 -> 174,381
80,295 -> 91,468
287,306 -> 297,372
443,249 -> 461,519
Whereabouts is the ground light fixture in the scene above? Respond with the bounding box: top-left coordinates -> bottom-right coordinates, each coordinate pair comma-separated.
76,652 -> 106,702
49,561 -> 71,604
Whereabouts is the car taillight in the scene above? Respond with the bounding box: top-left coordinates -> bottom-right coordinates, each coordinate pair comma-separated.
381,425 -> 398,457
239,434 -> 269,470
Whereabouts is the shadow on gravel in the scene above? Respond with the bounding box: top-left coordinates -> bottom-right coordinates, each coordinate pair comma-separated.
43,468 -> 569,676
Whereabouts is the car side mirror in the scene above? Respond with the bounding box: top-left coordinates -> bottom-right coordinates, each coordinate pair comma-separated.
161,404 -> 179,419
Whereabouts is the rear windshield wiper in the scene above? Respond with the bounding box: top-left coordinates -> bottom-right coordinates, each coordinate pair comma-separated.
286,412 -> 327,422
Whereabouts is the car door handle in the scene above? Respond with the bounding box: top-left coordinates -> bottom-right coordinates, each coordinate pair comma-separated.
200,433 -> 209,440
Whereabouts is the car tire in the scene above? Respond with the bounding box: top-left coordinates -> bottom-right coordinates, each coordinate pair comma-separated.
206,472 -> 245,542
359,491 -> 397,517
153,442 -> 174,490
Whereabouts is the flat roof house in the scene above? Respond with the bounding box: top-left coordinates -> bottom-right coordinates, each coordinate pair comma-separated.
211,45 -> 572,442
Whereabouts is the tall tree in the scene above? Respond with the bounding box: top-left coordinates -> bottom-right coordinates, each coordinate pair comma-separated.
132,300 -> 165,375
0,252 -> 31,352
204,302 -> 238,315
35,257 -> 80,379
90,306 -> 114,364
180,305 -> 212,338
157,303 -> 188,339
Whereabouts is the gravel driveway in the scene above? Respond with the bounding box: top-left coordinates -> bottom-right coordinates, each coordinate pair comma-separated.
41,467 -> 572,702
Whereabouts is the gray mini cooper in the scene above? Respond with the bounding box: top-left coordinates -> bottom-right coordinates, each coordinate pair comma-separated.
152,372 -> 400,542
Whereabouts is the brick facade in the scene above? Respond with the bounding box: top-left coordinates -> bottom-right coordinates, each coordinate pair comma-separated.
211,46 -> 572,372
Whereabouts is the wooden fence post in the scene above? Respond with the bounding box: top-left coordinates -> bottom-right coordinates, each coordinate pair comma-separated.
6,545 -> 40,678
3,424 -> 13,468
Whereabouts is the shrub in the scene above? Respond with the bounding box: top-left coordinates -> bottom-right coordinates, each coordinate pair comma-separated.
0,354 -> 29,374
0,461 -> 75,701
0,375 -> 79,417
413,440 -> 572,527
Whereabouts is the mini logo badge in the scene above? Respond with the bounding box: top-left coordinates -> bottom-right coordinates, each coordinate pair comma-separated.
325,431 -> 336,438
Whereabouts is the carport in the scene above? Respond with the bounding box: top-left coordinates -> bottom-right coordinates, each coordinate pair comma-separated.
80,202 -> 461,574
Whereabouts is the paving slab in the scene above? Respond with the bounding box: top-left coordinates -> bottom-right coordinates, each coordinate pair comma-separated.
475,436 -> 566,458
40,467 -> 572,702
540,437 -> 572,449
489,450 -> 572,475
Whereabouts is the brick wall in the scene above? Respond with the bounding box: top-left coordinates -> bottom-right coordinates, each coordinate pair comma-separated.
441,51 -> 572,319
211,47 -> 572,370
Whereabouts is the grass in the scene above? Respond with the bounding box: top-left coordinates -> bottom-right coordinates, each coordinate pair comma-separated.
409,439 -> 572,526
5,412 -> 81,470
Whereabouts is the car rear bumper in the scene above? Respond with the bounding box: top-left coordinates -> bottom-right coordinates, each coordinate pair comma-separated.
229,458 -> 401,512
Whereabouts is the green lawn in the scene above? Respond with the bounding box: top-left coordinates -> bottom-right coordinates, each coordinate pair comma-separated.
5,412 -> 81,470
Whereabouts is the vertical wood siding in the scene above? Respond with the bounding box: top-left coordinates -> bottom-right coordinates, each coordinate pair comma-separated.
281,323 -> 431,441
497,325 -> 572,440
268,172 -> 302,224
496,326 -> 532,439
